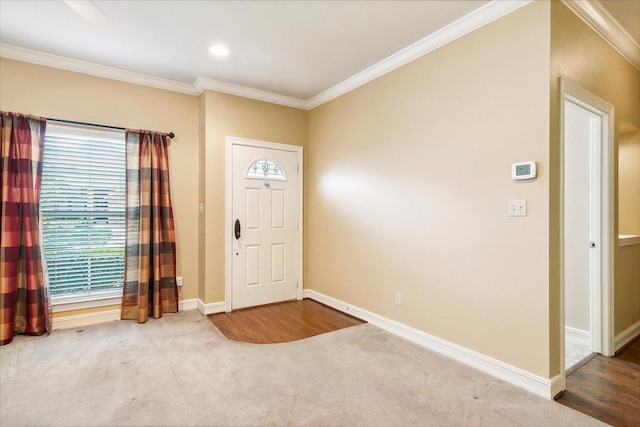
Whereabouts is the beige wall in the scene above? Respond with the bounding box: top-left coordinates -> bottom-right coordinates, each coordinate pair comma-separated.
618,124 -> 640,235
0,58 -> 201,317
550,1 -> 640,373
617,124 -> 640,335
199,91 -> 308,303
308,2 -> 551,377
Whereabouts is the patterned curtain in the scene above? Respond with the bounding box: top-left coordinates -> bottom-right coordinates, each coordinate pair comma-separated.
121,130 -> 178,322
0,112 -> 50,345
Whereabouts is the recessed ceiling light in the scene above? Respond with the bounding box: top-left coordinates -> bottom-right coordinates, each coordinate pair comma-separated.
209,44 -> 229,57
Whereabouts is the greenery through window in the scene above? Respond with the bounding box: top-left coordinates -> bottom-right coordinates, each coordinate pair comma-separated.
41,123 -> 126,299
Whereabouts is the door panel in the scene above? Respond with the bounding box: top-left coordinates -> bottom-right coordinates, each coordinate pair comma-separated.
271,190 -> 285,229
564,99 -> 601,358
246,188 -> 261,229
564,100 -> 593,334
232,144 -> 298,309
271,243 -> 285,283
245,245 -> 261,287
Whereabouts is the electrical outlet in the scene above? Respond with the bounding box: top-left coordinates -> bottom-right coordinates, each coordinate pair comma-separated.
395,292 -> 402,306
508,199 -> 527,217
176,276 -> 183,287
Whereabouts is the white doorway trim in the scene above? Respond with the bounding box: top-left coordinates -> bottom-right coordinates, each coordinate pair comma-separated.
558,77 -> 615,385
224,136 -> 304,312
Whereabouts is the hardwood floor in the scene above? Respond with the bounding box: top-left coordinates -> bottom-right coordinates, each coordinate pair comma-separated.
616,336 -> 640,364
208,298 -> 365,344
557,337 -> 640,427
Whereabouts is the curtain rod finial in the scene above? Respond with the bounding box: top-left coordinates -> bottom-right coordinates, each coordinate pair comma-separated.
168,132 -> 175,139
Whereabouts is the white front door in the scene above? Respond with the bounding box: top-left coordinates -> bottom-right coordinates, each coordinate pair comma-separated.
231,143 -> 299,309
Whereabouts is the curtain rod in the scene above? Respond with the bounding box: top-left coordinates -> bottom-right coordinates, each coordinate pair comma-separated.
46,117 -> 175,139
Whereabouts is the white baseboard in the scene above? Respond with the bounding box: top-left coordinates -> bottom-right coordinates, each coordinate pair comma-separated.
52,297 -> 222,330
197,299 -> 226,315
181,297 -> 226,315
303,289 -> 555,399
52,309 -> 121,330
615,321 -> 640,352
565,326 -> 591,345
179,298 -> 198,311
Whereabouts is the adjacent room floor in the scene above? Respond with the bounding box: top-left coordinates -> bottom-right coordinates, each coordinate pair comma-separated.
558,337 -> 640,427
565,338 -> 594,374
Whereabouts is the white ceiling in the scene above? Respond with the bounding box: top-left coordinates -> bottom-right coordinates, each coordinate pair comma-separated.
0,1 -> 638,103
0,0 -> 488,100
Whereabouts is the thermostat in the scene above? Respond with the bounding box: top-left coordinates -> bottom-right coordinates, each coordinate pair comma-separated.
512,161 -> 536,180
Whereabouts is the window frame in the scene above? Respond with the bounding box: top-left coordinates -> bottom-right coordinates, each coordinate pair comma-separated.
41,122 -> 126,308
245,158 -> 288,181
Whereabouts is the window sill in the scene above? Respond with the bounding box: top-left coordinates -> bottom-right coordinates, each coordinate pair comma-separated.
619,234 -> 640,247
51,293 -> 122,313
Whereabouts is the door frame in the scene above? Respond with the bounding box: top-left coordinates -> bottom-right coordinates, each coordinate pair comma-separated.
224,136 -> 303,312
558,77 -> 615,383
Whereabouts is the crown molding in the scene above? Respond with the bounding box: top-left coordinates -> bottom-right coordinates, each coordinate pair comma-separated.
562,0 -> 640,71
0,0 -> 539,110
0,43 -> 198,95
194,76 -> 307,109
306,0 -> 533,109
0,43 -> 308,109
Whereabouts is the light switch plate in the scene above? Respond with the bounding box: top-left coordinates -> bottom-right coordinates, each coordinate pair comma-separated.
395,292 -> 402,306
176,276 -> 183,287
508,200 -> 527,217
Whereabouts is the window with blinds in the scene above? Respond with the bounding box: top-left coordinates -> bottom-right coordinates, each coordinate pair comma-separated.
41,123 -> 126,300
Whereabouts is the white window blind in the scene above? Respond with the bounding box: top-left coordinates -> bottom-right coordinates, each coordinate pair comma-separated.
41,123 -> 126,299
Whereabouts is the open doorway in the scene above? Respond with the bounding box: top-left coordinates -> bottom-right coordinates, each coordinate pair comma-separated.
563,98 -> 600,372
559,77 -> 615,379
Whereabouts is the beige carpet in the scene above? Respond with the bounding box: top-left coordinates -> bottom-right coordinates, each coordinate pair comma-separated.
1,310 -> 606,427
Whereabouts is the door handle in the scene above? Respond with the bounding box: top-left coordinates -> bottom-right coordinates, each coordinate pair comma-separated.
234,219 -> 241,240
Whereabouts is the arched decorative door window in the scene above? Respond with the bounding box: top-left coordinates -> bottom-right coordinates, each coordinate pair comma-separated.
246,158 -> 287,180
